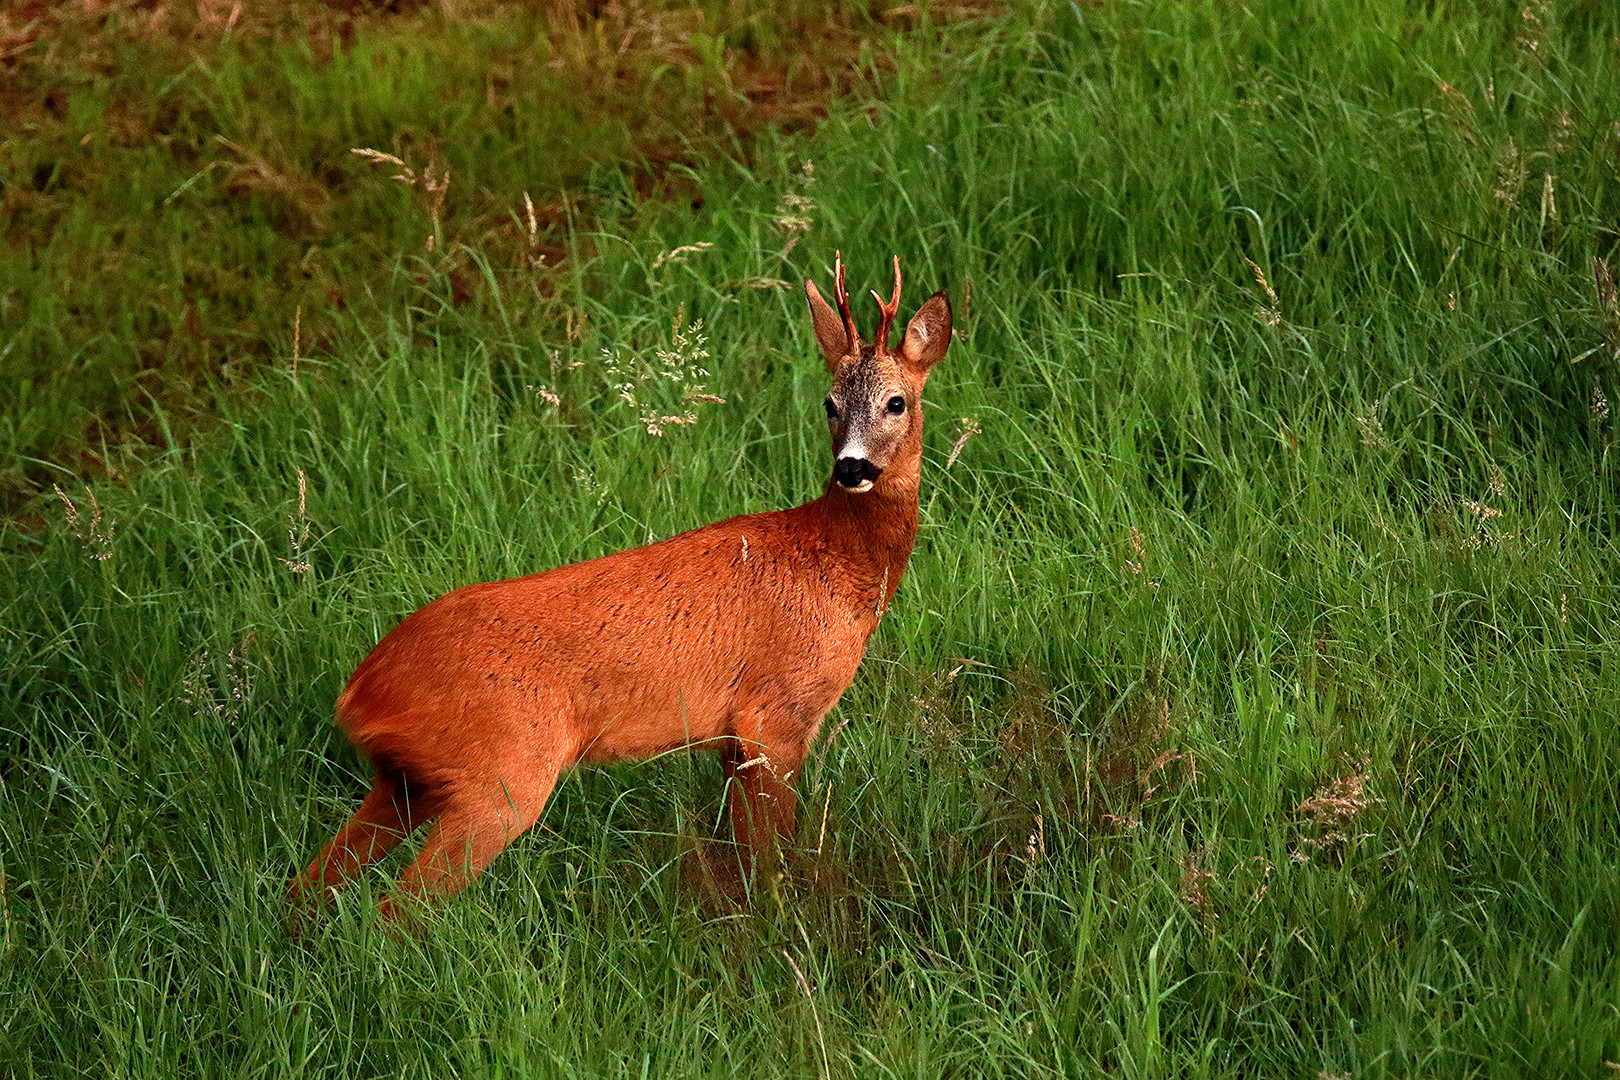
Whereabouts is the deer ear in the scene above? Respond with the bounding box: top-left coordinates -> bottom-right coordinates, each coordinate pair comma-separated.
901,290 -> 952,372
804,280 -> 849,372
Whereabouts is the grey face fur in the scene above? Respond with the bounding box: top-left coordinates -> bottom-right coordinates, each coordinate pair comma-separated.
824,349 -> 916,493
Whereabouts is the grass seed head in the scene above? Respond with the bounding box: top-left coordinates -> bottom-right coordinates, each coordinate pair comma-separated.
1551,109 -> 1575,155
605,307 -> 724,437
772,160 -> 817,258
1356,404 -> 1392,449
1244,257 -> 1282,326
1180,847 -> 1217,922
181,642 -> 256,727
350,148 -> 449,252
1515,0 -> 1554,68
946,416 -> 980,470
650,242 -> 714,271
54,484 -> 115,560
278,469 -> 313,574
1493,137 -> 1526,205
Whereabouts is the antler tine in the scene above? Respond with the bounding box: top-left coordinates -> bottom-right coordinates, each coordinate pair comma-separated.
870,255 -> 902,350
833,250 -> 861,349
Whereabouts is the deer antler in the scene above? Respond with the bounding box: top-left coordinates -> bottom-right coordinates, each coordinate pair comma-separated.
833,251 -> 861,349
870,255 -> 902,351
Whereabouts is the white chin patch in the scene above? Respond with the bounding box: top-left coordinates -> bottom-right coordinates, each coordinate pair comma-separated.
846,479 -> 875,493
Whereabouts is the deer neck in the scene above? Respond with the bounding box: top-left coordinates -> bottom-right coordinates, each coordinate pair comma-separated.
803,454 -> 921,614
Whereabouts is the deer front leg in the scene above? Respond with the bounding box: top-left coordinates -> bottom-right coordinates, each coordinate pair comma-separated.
718,716 -> 809,891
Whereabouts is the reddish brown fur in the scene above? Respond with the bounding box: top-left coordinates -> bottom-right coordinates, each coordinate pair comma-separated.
290,255 -> 951,918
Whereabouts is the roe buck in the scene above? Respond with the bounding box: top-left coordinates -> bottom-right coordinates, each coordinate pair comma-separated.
289,254 -> 951,918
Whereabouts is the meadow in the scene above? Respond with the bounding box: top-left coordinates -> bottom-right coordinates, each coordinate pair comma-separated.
4,1 -> 1620,1076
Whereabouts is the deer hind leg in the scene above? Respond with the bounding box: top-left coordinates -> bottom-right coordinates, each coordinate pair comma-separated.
377,758 -> 565,920
291,767 -> 439,903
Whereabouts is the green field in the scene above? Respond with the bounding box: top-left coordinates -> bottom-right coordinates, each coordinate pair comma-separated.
5,1 -> 1620,1076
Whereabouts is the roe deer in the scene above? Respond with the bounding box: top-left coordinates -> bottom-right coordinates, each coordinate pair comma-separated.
289,254 -> 952,918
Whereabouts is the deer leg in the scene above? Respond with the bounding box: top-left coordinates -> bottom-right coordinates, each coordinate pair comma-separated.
720,725 -> 807,887
377,760 -> 563,920
291,768 -> 436,902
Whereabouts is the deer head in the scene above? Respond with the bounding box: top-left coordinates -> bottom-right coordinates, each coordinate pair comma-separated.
804,254 -> 953,493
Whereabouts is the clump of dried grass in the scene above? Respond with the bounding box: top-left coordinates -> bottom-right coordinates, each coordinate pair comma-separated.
972,667 -> 1196,860
984,669 -> 1072,835
216,136 -> 332,229
1292,767 -> 1377,861
908,661 -> 974,764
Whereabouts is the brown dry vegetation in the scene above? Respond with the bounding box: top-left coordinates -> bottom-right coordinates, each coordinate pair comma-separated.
0,0 -> 991,511
872,657 -> 1198,888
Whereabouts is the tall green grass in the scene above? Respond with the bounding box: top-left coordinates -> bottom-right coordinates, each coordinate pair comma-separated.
5,1 -> 1620,1076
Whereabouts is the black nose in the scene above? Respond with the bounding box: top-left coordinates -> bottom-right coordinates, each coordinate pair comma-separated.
834,457 -> 882,488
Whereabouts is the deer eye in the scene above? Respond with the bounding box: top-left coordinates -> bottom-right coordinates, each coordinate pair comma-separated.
824,398 -> 838,420
886,396 -> 906,415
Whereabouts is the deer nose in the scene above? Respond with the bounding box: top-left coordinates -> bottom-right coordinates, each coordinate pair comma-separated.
834,457 -> 882,488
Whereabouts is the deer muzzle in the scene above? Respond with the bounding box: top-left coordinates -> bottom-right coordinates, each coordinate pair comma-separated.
834,456 -> 883,492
